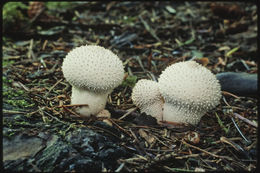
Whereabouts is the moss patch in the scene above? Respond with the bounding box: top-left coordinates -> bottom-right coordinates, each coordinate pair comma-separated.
3,76 -> 35,110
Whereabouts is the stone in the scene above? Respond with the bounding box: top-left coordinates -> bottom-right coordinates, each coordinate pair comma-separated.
3,134 -> 44,162
216,72 -> 257,97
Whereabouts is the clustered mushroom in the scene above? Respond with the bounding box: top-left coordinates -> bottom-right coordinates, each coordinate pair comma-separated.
131,61 -> 221,125
131,79 -> 164,121
62,45 -> 124,117
62,45 -> 221,125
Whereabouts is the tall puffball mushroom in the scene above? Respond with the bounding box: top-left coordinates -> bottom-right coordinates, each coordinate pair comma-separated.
131,79 -> 164,122
158,61 -> 221,125
62,45 -> 124,117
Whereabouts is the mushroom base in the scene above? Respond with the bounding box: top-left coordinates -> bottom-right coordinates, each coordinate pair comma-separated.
162,103 -> 205,125
140,102 -> 163,122
71,87 -> 109,117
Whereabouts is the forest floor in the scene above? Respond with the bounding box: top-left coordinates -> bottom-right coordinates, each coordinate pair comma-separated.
2,1 -> 258,172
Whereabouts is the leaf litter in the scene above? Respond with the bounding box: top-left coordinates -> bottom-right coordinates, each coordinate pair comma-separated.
2,1 -> 257,172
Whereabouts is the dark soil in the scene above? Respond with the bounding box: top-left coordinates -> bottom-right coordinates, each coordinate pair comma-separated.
2,2 -> 258,172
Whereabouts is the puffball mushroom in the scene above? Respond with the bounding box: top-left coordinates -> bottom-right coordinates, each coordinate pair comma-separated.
131,79 -> 164,121
62,45 -> 124,117
158,61 -> 221,125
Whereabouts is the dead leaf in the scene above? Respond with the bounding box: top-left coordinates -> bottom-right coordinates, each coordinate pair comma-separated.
210,3 -> 245,19
138,129 -> 155,144
194,57 -> 209,66
185,131 -> 200,144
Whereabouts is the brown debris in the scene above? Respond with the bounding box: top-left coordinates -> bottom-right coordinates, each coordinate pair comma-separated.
210,3 -> 245,20
3,1 -> 257,172
27,2 -> 45,19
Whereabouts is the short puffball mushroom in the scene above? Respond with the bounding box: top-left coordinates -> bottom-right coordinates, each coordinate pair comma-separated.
131,79 -> 164,121
158,61 -> 221,125
62,45 -> 124,117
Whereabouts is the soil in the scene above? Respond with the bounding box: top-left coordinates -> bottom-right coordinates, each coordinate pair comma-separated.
2,1 -> 258,172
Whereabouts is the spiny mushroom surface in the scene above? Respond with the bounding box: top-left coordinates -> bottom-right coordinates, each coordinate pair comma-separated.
62,45 -> 124,117
131,79 -> 163,121
158,61 -> 221,125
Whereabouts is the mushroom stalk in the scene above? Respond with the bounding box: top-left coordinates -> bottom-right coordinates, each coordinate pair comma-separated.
162,103 -> 205,125
71,86 -> 110,117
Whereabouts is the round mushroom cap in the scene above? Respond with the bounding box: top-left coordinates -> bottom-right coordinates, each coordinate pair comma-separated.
158,61 -> 221,112
132,79 -> 162,107
62,45 -> 124,93
132,79 -> 163,121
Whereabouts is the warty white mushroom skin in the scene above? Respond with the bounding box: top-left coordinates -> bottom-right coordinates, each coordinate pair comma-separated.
62,45 -> 124,117
158,61 -> 221,125
131,79 -> 163,122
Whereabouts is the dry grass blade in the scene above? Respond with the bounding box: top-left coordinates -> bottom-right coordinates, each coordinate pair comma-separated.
118,107 -> 138,120
44,78 -> 63,98
57,104 -> 89,108
108,118 -> 132,137
139,14 -> 161,42
233,112 -> 257,128
61,106 -> 85,118
182,140 -> 233,161
220,136 -> 246,153
3,110 -> 27,114
231,117 -> 251,144
222,91 -> 241,99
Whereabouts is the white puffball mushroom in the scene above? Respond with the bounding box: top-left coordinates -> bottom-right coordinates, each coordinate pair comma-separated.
131,79 -> 164,122
62,45 -> 124,117
158,61 -> 221,125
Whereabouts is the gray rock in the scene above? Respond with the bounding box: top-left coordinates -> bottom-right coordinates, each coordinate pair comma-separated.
216,72 -> 258,97
3,122 -> 131,172
3,134 -> 44,162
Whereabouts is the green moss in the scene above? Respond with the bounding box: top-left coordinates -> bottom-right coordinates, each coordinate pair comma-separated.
3,115 -> 38,138
2,76 -> 13,84
45,2 -> 77,10
3,2 -> 28,28
121,75 -> 137,88
122,16 -> 138,24
58,123 -> 76,138
2,60 -> 15,67
3,128 -> 18,138
6,100 -> 35,108
3,76 -> 35,109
